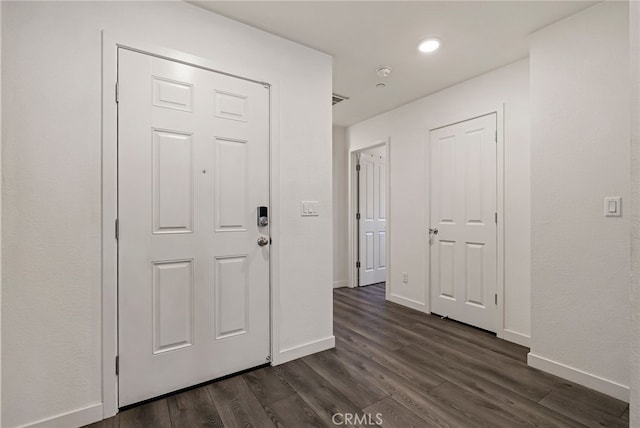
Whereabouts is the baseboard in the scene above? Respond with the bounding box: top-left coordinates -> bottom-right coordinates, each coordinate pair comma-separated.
502,329 -> 530,347
387,293 -> 428,313
527,353 -> 629,402
333,280 -> 348,289
19,403 -> 103,428
274,336 -> 335,365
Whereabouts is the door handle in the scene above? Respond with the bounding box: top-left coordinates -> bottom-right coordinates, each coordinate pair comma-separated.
257,236 -> 269,247
429,228 -> 439,236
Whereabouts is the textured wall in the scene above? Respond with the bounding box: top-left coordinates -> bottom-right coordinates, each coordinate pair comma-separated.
529,1 -> 630,399
333,126 -> 349,288
630,0 -> 640,422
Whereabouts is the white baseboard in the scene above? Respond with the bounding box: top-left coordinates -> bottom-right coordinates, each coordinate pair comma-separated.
19,403 -> 103,428
333,280 -> 348,289
502,329 -> 530,347
387,293 -> 428,313
528,353 -> 629,402
274,336 -> 335,365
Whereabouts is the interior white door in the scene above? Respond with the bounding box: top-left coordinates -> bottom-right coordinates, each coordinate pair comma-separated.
429,114 -> 497,332
118,48 -> 270,406
359,150 -> 386,286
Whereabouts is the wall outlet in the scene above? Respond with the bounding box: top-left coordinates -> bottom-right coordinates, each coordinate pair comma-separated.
402,272 -> 408,283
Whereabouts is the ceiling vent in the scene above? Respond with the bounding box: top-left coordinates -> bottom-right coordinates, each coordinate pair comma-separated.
332,93 -> 349,106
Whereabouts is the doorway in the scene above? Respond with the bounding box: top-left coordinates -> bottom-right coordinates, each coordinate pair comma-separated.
117,47 -> 271,406
349,142 -> 389,289
428,113 -> 499,333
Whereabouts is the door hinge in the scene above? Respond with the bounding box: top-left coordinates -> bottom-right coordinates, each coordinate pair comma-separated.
494,212 -> 498,224
115,219 -> 119,240
356,164 -> 361,172
495,294 -> 498,305
495,131 -> 497,142
115,355 -> 119,375
356,261 -> 361,269
356,213 -> 361,220
115,81 -> 119,104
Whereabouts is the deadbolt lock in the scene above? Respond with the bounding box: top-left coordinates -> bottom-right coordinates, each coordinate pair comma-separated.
257,206 -> 269,227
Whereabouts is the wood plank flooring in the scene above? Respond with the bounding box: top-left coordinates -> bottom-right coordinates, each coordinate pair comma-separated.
87,284 -> 629,427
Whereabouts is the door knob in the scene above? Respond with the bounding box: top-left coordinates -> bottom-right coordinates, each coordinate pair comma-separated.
257,236 -> 269,247
429,228 -> 439,235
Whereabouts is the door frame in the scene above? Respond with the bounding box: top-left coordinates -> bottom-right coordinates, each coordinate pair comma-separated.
348,139 -> 390,296
425,106 -> 505,339
101,31 -> 277,419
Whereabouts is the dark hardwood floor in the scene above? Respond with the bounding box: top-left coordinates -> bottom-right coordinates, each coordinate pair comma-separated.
88,284 -> 629,427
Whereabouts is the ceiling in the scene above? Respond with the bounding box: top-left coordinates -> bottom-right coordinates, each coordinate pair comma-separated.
189,1 -> 597,127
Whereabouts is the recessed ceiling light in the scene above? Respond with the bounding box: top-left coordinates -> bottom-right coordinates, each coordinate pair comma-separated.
418,38 -> 441,53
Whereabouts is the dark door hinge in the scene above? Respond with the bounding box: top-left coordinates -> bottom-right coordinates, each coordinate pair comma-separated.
115,219 -> 119,240
356,164 -> 361,172
115,355 -> 119,375
356,261 -> 361,269
495,212 -> 497,224
115,81 -> 119,104
356,213 -> 361,220
495,294 -> 498,305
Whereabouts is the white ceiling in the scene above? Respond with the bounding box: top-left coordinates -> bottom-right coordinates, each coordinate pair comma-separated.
189,1 -> 597,127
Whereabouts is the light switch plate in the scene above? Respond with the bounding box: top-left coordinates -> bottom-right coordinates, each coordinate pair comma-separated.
604,197 -> 622,217
300,201 -> 319,217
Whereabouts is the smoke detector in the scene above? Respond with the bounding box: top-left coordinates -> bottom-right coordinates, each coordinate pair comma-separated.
376,66 -> 392,78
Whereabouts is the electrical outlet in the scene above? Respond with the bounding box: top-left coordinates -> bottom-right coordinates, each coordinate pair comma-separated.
402,272 -> 408,283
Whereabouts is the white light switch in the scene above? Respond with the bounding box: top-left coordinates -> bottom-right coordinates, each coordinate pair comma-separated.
604,197 -> 622,217
301,201 -> 319,217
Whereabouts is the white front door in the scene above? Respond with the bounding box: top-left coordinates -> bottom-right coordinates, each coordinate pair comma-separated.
429,114 -> 497,332
117,48 -> 270,406
359,151 -> 386,286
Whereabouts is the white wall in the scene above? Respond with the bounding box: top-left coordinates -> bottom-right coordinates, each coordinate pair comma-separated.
333,126 -> 348,288
362,145 -> 386,158
348,59 -> 531,342
1,2 -> 332,427
629,2 -> 640,420
528,1 -> 630,401
631,0 -> 640,423
0,1 -> 3,423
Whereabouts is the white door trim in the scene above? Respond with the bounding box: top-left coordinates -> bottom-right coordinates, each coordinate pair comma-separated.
425,105 -> 505,338
347,140 -> 390,298
101,31 -> 277,419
